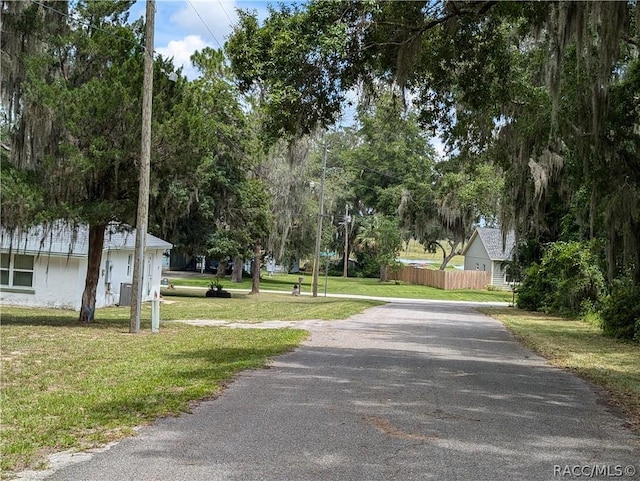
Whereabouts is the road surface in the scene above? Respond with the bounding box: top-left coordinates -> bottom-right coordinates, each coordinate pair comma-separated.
25,301 -> 640,481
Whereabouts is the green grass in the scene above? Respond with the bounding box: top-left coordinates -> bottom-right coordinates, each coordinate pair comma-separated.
0,306 -> 310,474
167,273 -> 513,303
482,307 -> 640,431
0,291 -> 381,475
159,291 -> 383,321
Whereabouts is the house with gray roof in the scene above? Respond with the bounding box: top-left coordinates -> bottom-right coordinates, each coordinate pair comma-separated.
1,222 -> 172,310
462,227 -> 516,289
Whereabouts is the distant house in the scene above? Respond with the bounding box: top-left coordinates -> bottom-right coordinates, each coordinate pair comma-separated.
0,223 -> 172,311
462,227 -> 516,289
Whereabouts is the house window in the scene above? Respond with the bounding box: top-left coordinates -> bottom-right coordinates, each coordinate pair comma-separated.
0,253 -> 34,288
127,254 -> 132,277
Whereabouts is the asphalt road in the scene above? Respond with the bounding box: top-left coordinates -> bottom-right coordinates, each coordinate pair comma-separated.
37,302 -> 639,481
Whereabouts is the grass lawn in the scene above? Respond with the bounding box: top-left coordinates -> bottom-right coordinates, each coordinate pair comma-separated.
1,291 -> 381,475
482,307 -> 640,431
158,291 -> 383,321
7,291 -> 634,476
167,273 -> 513,304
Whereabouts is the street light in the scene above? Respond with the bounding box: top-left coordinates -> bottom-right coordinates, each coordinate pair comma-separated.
312,143 -> 327,297
343,204 -> 350,277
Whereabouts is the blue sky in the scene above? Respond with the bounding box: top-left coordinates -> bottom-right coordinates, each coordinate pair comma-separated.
128,0 -> 443,152
128,0 -> 362,127
130,1 -> 286,79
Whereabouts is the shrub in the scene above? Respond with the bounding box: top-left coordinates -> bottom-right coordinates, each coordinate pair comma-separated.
516,241 -> 606,316
354,252 -> 380,279
600,277 -> 640,342
326,260 -> 357,278
516,263 -> 546,311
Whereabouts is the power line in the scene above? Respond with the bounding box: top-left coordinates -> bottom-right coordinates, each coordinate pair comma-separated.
186,0 -> 223,49
217,0 -> 235,26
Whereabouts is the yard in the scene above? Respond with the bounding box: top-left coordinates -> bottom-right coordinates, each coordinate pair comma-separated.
2,289 -> 638,477
164,272 -> 514,303
481,308 -> 640,432
0,293 -> 383,475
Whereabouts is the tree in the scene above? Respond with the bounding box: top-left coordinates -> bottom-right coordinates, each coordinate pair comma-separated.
354,214 -> 402,282
1,0 -> 69,171
401,155 -> 503,269
151,48 -> 252,258
2,3 -> 257,322
2,1 -> 153,322
226,0 -> 640,296
260,138 -> 317,271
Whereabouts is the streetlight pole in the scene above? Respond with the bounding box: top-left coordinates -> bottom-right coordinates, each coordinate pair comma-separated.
343,203 -> 350,278
312,143 -> 327,297
130,0 -> 155,334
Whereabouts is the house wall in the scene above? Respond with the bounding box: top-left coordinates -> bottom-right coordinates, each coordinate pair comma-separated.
97,249 -> 132,308
97,248 -> 166,308
0,255 -> 85,310
491,261 -> 512,290
2,248 -> 168,311
463,238 -> 491,272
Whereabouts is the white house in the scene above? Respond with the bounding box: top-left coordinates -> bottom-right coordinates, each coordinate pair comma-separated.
0,223 -> 172,311
462,227 -> 515,289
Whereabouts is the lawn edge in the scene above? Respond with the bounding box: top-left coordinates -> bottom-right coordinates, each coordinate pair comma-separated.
478,307 -> 640,434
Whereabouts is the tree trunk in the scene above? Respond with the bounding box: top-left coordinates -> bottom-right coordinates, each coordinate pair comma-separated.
231,256 -> 243,283
433,241 -> 448,270
218,259 -> 228,279
379,264 -> 389,282
79,224 -> 106,323
438,240 -> 461,270
251,244 -> 260,294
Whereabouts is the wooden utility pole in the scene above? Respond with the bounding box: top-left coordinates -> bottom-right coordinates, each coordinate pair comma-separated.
343,204 -> 350,278
130,0 -> 155,333
312,143 -> 327,297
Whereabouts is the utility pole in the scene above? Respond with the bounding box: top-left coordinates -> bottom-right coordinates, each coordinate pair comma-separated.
130,0 -> 155,334
312,143 -> 327,297
343,204 -> 350,278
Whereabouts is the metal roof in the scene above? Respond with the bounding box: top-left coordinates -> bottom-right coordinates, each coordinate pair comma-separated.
464,227 -> 515,261
0,222 -> 172,256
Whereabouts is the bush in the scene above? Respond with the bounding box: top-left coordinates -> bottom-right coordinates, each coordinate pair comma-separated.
516,241 -> 606,316
600,278 -> 640,342
326,260 -> 358,278
516,263 -> 549,311
354,252 -> 380,279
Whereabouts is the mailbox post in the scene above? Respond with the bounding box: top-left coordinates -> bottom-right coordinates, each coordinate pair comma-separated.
151,291 -> 160,333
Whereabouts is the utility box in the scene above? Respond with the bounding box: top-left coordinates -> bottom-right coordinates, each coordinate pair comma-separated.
119,283 -> 133,307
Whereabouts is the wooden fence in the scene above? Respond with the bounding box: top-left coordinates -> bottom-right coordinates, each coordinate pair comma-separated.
390,266 -> 491,290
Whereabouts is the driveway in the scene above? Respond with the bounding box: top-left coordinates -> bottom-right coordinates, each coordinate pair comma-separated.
38,302 -> 639,480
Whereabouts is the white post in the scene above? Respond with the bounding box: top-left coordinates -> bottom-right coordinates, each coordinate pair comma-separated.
151,291 -> 160,333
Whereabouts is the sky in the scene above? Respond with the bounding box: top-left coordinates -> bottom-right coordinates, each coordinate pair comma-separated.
128,0 -> 443,154
130,0 -> 279,80
128,0 -> 363,125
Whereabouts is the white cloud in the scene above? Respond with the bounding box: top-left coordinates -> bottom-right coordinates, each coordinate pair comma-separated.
156,35 -> 209,80
153,0 -> 243,79
170,0 -> 239,48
